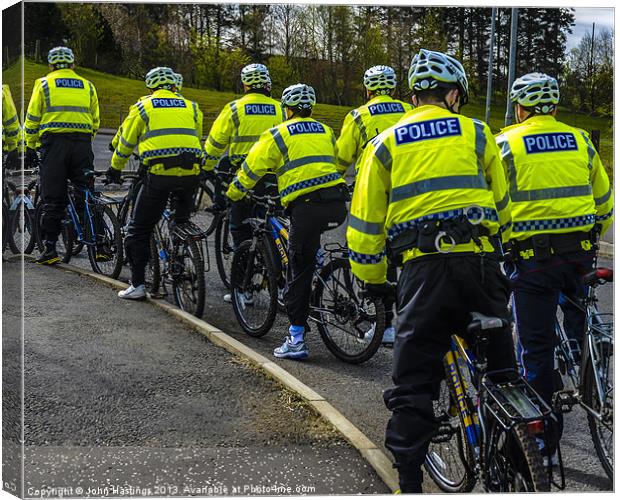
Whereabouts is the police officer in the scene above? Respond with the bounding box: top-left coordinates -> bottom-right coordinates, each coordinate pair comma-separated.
227,84 -> 349,359
204,64 -> 285,256
336,65 -> 411,171
2,84 -> 20,169
337,65 -> 412,346
106,67 -> 205,300
347,49 -> 516,493
24,46 -> 100,265
497,73 -> 613,460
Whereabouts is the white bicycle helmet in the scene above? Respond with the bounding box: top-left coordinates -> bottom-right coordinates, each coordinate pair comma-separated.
48,46 -> 74,66
408,49 -> 469,103
364,65 -> 397,94
240,63 -> 271,88
281,84 -> 316,109
173,72 -> 183,91
145,67 -> 177,89
510,72 -> 559,114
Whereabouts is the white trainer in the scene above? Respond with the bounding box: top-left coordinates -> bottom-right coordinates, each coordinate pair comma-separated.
118,284 -> 146,300
223,293 -> 232,303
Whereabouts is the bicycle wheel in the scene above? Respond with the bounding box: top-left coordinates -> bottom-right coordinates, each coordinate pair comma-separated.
214,211 -> 234,289
193,180 -> 218,236
86,204 -> 123,278
2,201 -> 8,253
8,203 -> 35,254
230,239 -> 278,337
425,372 -> 477,492
34,203 -> 74,262
583,327 -> 614,480
171,237 -> 205,318
485,422 -> 549,492
311,258 -> 384,364
145,235 -> 161,295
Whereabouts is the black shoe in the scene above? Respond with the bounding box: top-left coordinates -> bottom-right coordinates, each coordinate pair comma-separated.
36,248 -> 60,265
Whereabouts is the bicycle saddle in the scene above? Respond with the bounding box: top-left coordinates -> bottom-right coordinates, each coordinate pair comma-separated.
582,267 -> 613,286
467,312 -> 508,335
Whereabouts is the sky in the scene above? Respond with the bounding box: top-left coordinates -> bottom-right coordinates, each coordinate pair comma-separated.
566,8 -> 614,50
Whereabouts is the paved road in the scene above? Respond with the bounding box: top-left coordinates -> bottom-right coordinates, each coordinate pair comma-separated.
2,260 -> 388,497
24,133 -> 613,493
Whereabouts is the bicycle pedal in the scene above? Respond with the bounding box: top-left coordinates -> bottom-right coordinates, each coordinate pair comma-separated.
552,391 -> 577,413
430,423 -> 457,443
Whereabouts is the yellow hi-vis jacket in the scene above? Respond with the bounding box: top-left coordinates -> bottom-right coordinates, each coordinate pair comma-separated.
336,94 -> 412,171
110,89 -> 204,177
496,115 -> 613,239
24,68 -> 100,148
203,92 -> 285,170
111,95 -> 149,151
226,117 -> 347,207
2,84 -> 20,152
348,104 -> 512,284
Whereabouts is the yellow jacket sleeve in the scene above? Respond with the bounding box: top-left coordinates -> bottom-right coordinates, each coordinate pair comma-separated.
2,85 -> 20,152
195,103 -> 205,168
347,137 -> 391,284
111,106 -> 145,171
24,80 -> 45,149
226,130 -> 280,201
335,111 -> 361,172
586,135 -> 614,235
482,124 -> 512,242
204,103 -> 234,171
89,82 -> 100,135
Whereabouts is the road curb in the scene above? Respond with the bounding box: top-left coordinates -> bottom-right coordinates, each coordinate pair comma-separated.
15,256 -> 399,493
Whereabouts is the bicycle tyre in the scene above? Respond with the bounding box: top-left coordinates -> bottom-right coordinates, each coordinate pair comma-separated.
8,203 -> 35,254
311,258 -> 384,364
193,180 -> 218,236
425,360 -> 477,492
86,204 -> 123,279
2,201 -> 8,253
34,203 -> 74,262
230,239 -> 278,337
171,237 -> 205,318
583,341 -> 614,480
214,211 -> 234,289
485,422 -> 549,492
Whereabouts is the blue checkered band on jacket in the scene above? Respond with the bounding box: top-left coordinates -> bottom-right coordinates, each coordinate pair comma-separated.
512,214 -> 596,233
39,122 -> 92,131
25,127 -> 39,135
229,154 -> 247,165
5,129 -> 19,137
349,249 -> 386,265
140,147 -> 203,161
387,207 -> 499,239
232,178 -> 248,193
596,209 -> 613,222
280,172 -> 342,199
115,151 -> 132,159
499,221 -> 512,234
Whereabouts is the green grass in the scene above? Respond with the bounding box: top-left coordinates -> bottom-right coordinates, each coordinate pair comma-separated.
3,59 -> 613,176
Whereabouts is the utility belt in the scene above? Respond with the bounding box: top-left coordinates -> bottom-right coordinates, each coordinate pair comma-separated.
41,131 -> 92,143
387,216 -> 490,265
503,231 -> 596,262
148,152 -> 199,171
287,184 -> 351,211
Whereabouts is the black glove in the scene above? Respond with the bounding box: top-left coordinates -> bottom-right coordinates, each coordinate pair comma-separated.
104,167 -> 122,185
108,142 -> 115,153
4,150 -> 18,170
24,147 -> 38,169
363,282 -> 396,300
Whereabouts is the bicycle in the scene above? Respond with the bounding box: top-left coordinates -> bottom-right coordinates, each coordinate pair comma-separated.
425,312 -> 555,492
552,266 -> 613,480
148,207 -> 207,318
5,168 -> 38,255
34,171 -> 124,278
230,193 -> 385,364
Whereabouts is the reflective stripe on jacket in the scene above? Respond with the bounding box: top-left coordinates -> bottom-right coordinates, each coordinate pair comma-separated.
111,89 -> 204,177
226,117 -> 346,207
336,95 -> 412,171
204,92 -> 285,170
24,69 -> 99,148
348,104 -> 512,284
496,115 -> 613,239
2,84 -> 20,151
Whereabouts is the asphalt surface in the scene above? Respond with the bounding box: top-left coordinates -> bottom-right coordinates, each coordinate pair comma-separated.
8,133 -> 613,493
2,260 -> 388,497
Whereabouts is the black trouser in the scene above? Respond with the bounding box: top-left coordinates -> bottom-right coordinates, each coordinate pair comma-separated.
39,133 -> 93,243
284,199 -> 347,328
385,262 -> 398,326
384,254 -> 516,492
505,250 -> 594,452
125,173 -> 199,286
